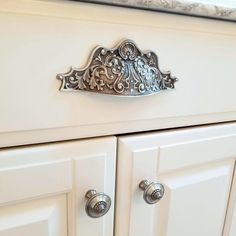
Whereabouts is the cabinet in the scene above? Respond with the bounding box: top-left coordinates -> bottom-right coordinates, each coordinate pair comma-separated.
115,124 -> 236,236
1,1 -> 236,236
0,137 -> 116,236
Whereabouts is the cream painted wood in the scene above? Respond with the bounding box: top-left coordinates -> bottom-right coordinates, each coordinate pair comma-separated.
0,195 -> 67,236
0,143 -> 74,207
0,1 -> 236,147
116,123 -> 236,236
0,159 -> 72,205
223,163 -> 236,236
67,139 -> 116,236
0,136 -> 116,236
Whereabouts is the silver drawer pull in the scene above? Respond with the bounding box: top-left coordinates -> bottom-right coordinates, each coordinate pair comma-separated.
57,39 -> 178,97
139,180 -> 165,204
85,189 -> 111,218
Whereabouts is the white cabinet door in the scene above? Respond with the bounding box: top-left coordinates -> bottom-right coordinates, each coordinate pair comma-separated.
115,123 -> 236,236
0,136 -> 116,236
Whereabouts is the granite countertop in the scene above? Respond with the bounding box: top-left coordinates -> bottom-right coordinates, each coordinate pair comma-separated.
82,0 -> 236,22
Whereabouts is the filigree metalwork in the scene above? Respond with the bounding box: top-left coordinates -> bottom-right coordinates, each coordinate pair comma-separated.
57,39 -> 178,96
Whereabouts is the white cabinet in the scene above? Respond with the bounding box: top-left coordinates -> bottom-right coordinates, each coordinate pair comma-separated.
0,137 -> 116,236
1,1 -> 236,236
115,124 -> 236,236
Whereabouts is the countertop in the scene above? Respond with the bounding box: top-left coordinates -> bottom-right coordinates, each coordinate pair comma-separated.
82,0 -> 236,22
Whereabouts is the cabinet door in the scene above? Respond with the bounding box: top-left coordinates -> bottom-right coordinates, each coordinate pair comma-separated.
115,123 -> 236,236
0,136 -> 116,236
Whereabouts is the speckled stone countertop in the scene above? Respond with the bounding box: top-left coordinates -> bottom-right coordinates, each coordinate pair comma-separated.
82,0 -> 236,22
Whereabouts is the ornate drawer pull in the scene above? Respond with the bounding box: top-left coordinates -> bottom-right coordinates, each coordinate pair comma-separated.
85,189 -> 111,218
57,39 -> 178,97
139,180 -> 165,204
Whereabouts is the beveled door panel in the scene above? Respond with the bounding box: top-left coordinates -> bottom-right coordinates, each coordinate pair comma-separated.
0,195 -> 67,236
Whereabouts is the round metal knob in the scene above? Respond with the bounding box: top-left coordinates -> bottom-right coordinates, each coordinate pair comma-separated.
139,180 -> 165,204
85,190 -> 111,218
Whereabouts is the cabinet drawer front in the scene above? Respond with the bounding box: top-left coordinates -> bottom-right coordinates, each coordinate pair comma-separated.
1,1 -> 236,147
116,123 -> 236,236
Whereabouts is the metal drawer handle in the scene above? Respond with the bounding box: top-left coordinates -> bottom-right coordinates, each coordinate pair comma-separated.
85,189 -> 111,218
57,39 -> 178,97
139,180 -> 165,204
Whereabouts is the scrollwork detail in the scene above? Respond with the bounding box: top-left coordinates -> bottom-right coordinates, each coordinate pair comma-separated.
57,39 -> 178,96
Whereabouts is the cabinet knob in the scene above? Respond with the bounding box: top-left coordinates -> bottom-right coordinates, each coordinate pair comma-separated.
139,180 -> 165,204
85,189 -> 111,218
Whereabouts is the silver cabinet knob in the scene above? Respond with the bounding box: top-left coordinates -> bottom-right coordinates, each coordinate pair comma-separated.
85,189 -> 111,218
139,180 -> 165,204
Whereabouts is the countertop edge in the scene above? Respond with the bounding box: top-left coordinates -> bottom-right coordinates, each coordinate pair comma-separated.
80,0 -> 236,22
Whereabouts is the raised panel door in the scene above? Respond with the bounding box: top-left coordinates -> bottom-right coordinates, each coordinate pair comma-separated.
115,124 -> 236,236
0,195 -> 67,236
0,136 -> 116,236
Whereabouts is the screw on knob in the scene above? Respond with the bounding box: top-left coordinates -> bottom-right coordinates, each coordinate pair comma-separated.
139,180 -> 165,204
151,189 -> 162,201
85,189 -> 111,218
94,201 -> 107,214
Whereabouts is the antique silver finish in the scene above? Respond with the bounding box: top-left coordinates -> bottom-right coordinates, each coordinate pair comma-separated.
85,189 -> 111,218
82,0 -> 236,22
139,180 -> 165,204
57,39 -> 178,96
